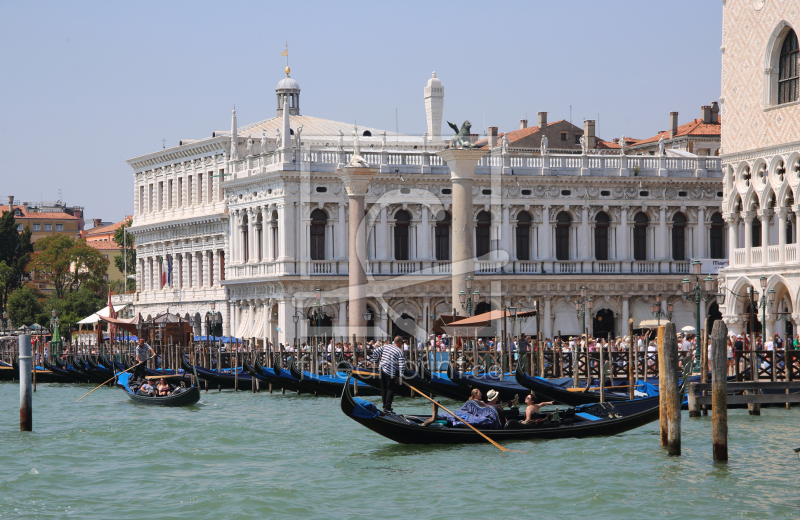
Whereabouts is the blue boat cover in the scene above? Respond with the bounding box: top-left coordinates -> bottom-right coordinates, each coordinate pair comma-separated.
576,412 -> 601,421
442,400 -> 501,429
116,372 -> 133,393
352,398 -> 380,419
635,380 -> 660,397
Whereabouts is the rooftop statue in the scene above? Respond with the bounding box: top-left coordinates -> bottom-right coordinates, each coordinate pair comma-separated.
381,131 -> 387,151
347,123 -> 369,168
447,120 -> 477,149
579,135 -> 588,155
620,135 -> 626,155
275,127 -> 282,149
540,135 -> 548,155
658,136 -> 666,156
295,124 -> 303,149
501,134 -> 509,154
246,138 -> 254,156
337,129 -> 344,150
261,132 -> 268,154
422,131 -> 428,152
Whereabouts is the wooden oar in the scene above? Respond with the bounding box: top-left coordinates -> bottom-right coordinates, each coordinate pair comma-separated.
76,355 -> 154,402
403,382 -> 510,452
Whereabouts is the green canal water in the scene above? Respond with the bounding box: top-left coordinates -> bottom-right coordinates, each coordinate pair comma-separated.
1,382 -> 799,519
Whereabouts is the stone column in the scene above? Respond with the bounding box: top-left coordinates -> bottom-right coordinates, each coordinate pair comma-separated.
377,205 -> 389,260
222,301 -> 231,337
501,204 -> 511,262
380,308 -> 389,340
246,208 -> 255,263
777,207 -> 787,263
420,206 -> 430,260
621,297 -> 630,337
743,211 -> 754,266
438,149 -> 486,316
338,166 -> 377,343
543,297 -> 552,339
658,206 -> 668,260
336,202 -> 346,259
696,206 -> 706,259
619,207 -> 629,266
759,209 -> 770,264
581,205 -> 590,260
212,250 -> 220,286
724,213 -> 738,259
136,258 -> 144,292
540,204 -> 551,260
338,301 -> 347,339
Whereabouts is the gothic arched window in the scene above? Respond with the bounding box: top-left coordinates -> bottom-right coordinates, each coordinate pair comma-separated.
672,212 -> 687,261
435,211 -> 451,261
779,29 -> 799,105
476,211 -> 491,258
555,211 -> 571,261
516,211 -> 532,261
310,209 -> 327,260
394,210 -> 410,260
710,212 -> 725,259
633,212 -> 648,261
594,211 -> 610,260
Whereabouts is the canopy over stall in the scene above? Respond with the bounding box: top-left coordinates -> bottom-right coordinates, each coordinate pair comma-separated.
99,312 -> 194,345
444,309 -> 538,337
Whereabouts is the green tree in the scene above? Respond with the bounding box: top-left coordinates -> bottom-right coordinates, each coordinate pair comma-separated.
0,210 -> 33,310
7,286 -> 43,327
29,236 -> 109,299
42,286 -> 104,329
113,219 -> 136,291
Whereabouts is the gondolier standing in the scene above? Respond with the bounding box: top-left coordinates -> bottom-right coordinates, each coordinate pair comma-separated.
370,336 -> 405,413
133,338 -> 154,382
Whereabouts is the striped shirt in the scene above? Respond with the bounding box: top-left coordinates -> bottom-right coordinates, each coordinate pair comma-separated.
370,345 -> 405,378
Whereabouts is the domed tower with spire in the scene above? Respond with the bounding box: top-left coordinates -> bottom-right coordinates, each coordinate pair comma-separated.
276,66 -> 300,117
424,71 -> 444,142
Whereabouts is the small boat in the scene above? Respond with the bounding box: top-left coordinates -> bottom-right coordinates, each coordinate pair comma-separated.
448,365 -> 531,403
349,366 -> 415,397
11,358 -> 75,384
181,356 -> 254,390
514,366 -> 631,407
116,372 -> 200,407
340,370 -> 690,445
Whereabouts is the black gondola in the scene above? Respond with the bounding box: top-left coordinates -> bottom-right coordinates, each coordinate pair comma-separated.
514,366 -> 631,406
288,358 -> 380,397
413,361 -> 472,401
181,356 -> 254,390
11,357 -> 75,384
116,372 -> 200,407
448,367 -> 531,403
340,369 -> 690,445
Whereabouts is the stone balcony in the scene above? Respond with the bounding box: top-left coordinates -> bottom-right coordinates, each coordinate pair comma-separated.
732,245 -> 798,267
223,258 -> 691,280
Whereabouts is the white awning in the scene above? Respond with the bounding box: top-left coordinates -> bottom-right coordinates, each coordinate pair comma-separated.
552,300 -> 581,336
77,305 -> 118,325
249,306 -> 264,340
236,306 -> 251,338
631,301 -> 652,329
671,300 -> 696,331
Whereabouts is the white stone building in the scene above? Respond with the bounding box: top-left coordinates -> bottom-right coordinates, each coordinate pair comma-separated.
120,68 -> 728,345
718,1 -> 800,340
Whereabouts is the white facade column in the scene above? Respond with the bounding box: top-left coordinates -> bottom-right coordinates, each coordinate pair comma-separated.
621,297 -> 630,337
260,206 -> 269,262
197,251 -> 204,287
338,301 -> 347,340
136,258 -> 144,292
777,207 -> 787,263
724,213 -> 738,258
420,206 -> 430,260
540,204 -> 551,260
377,205 -> 389,260
380,309 -> 389,340
619,207 -> 629,260
336,202 -> 346,259
581,205 -> 590,260
696,206 -> 706,258
278,202 -> 294,260
246,208 -> 256,263
501,204 -> 511,261
759,209 -> 770,263
658,206 -> 668,260
543,297 -> 552,339
213,250 -> 221,286
229,210 -> 237,264
222,301 -> 231,337
744,211 -> 754,265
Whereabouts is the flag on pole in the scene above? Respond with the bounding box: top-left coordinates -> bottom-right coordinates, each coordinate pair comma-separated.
167,256 -> 173,286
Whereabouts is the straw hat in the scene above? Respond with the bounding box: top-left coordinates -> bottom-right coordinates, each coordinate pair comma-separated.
486,389 -> 499,401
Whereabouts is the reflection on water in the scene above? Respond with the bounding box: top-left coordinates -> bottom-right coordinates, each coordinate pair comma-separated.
1,382 -> 799,519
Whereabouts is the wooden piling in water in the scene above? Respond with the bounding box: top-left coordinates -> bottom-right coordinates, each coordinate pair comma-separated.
661,322 -> 680,456
657,326 -> 667,448
711,320 -> 728,462
628,340 -> 635,400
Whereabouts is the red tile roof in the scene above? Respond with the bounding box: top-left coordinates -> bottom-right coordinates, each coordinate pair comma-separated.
634,118 -> 721,146
85,216 -> 133,236
86,240 -> 121,251
596,136 -> 640,150
473,120 -> 569,148
0,206 -> 79,220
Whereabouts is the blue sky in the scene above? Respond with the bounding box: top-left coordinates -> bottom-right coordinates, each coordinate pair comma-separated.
0,1 -> 722,223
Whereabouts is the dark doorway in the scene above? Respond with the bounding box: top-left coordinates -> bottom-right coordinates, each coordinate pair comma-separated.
310,209 -> 327,260
476,211 -> 491,258
744,303 -> 763,335
593,309 -> 615,340
672,212 -> 686,261
307,312 -> 333,343
435,211 -> 451,260
394,210 -> 410,260
516,211 -> 531,260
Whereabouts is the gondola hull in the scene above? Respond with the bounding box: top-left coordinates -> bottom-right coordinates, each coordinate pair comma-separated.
341,374 -> 666,444
514,369 -> 630,407
116,373 -> 200,406
288,359 -> 380,397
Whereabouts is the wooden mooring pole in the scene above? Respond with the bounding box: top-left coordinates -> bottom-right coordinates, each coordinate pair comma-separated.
711,320 -> 728,462
19,334 -> 33,432
661,323 -> 680,456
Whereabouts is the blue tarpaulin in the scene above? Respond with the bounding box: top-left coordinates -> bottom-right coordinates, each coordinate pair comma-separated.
352,398 -> 380,419
442,400 -> 501,429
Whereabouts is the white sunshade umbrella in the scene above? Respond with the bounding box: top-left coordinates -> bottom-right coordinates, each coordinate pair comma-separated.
681,325 -> 697,332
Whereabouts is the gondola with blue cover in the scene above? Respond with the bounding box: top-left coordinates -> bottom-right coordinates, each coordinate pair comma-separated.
288,357 -> 380,396
116,372 -> 200,407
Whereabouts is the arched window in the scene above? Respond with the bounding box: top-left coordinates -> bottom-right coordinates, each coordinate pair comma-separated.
555,211 -> 571,260
672,212 -> 687,261
435,211 -> 451,261
394,210 -> 410,260
633,212 -> 648,261
710,212 -> 725,259
779,29 -> 799,105
752,216 -> 762,248
310,209 -> 327,260
476,211 -> 491,258
594,211 -> 610,260
516,211 -> 532,261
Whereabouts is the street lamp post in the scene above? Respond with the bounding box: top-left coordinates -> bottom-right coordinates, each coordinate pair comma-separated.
649,293 -> 674,327
458,275 -> 480,317
292,313 -> 300,351
682,259 -> 716,371
50,309 -> 60,363
574,286 -> 593,339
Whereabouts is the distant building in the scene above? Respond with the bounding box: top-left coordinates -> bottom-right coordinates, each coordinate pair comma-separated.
1,195 -> 84,242
85,216 -> 133,285
474,113 -> 589,153
627,104 -> 721,156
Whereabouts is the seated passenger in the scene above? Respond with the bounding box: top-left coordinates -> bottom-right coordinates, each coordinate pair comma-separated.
156,378 -> 172,396
522,394 -> 554,424
485,389 -> 507,425
468,388 -> 485,406
138,381 -> 155,396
